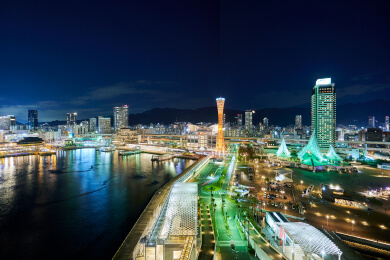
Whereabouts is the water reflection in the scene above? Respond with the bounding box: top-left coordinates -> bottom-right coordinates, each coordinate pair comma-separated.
0,149 -> 195,259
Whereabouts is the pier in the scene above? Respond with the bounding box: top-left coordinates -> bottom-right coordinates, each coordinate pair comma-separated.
113,155 -> 210,260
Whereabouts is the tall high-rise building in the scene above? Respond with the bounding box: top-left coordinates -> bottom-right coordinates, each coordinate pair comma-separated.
295,115 -> 302,129
9,116 -> 16,129
386,116 -> 389,131
0,115 -> 15,130
311,78 -> 336,151
67,112 -> 77,125
114,105 -> 129,130
245,110 -> 253,130
236,114 -> 243,126
98,116 -> 111,134
215,98 -> 225,156
28,110 -> 38,130
89,118 -> 97,133
368,116 -> 375,128
263,117 -> 269,127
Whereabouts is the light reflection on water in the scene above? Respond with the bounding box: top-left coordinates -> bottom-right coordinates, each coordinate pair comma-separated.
0,149 -> 194,259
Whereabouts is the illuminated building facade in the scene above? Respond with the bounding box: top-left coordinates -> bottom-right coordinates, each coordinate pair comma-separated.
295,115 -> 302,129
263,117 -> 269,127
311,78 -> 336,151
98,116 -> 111,134
28,110 -> 38,130
114,105 -> 129,130
236,114 -> 242,126
89,118 -> 97,133
368,116 -> 375,128
215,97 -> 225,155
0,115 -> 15,130
67,112 -> 77,125
245,110 -> 253,130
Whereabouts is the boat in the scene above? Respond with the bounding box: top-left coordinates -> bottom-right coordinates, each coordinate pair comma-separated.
99,147 -> 115,152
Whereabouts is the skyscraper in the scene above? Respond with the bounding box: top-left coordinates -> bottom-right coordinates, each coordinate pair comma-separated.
311,78 -> 336,151
28,110 -> 38,130
386,116 -> 389,131
368,116 -> 375,128
67,112 -> 77,125
114,105 -> 129,130
89,118 -> 97,133
98,116 -> 111,134
0,115 -> 13,130
215,98 -> 225,156
236,114 -> 243,126
245,110 -> 253,130
263,117 -> 269,127
295,115 -> 302,129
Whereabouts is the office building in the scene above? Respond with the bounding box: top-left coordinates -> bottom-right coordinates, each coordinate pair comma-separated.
311,78 -> 336,151
295,115 -> 302,129
368,116 -> 375,128
98,116 -> 111,134
67,112 -> 77,125
90,118 -> 97,133
385,116 -> 389,131
28,110 -> 38,130
263,117 -> 269,127
0,115 -> 15,130
245,110 -> 253,130
236,114 -> 242,126
114,105 -> 129,130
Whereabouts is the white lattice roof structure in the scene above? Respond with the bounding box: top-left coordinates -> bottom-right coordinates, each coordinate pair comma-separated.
278,222 -> 342,256
159,183 -> 198,239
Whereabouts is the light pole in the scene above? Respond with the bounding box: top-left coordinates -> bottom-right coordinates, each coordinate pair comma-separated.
300,180 -> 303,190
352,220 -> 355,231
326,215 -> 329,226
284,206 -> 287,215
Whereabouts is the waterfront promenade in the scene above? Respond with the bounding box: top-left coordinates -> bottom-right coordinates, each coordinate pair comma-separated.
113,155 -> 208,260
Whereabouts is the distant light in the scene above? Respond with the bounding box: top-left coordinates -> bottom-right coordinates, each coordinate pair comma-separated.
316,78 -> 331,85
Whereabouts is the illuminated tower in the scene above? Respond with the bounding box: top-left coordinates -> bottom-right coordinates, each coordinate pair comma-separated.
215,97 -> 226,156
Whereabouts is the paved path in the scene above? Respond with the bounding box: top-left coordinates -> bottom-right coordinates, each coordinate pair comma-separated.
198,203 -> 215,260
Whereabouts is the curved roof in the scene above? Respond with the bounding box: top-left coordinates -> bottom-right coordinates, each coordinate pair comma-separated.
278,222 -> 342,256
159,183 -> 198,239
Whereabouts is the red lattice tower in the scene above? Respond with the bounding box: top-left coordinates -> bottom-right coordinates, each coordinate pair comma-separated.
215,97 -> 225,156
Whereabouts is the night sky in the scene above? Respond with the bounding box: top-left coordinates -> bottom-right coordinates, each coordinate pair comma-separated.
1,0 -> 389,122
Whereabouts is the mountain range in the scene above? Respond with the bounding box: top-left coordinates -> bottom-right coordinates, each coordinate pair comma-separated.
42,99 -> 388,127
127,99 -> 389,126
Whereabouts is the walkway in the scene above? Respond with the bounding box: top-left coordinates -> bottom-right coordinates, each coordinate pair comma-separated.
198,202 -> 215,260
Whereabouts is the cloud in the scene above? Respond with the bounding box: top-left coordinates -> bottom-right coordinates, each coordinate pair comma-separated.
337,84 -> 390,98
71,81 -> 164,105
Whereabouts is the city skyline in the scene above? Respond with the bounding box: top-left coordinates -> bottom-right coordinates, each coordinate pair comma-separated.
1,1 -> 390,121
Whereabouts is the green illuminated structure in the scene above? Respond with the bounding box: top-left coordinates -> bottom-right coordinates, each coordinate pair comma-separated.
276,138 -> 290,158
298,131 -> 325,166
326,145 -> 342,162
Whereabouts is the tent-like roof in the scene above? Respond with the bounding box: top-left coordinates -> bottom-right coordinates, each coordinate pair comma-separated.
278,222 -> 342,256
276,138 -> 291,158
326,145 -> 343,162
159,183 -> 198,239
298,131 -> 325,164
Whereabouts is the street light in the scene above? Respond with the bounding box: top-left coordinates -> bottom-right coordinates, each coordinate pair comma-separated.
300,180 -> 303,190
352,220 -> 355,231
284,206 -> 287,215
326,215 -> 329,226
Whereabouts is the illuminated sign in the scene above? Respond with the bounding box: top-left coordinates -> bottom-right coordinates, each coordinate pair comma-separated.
316,78 -> 331,85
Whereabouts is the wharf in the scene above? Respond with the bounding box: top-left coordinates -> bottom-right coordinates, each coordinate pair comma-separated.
113,156 -> 205,260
